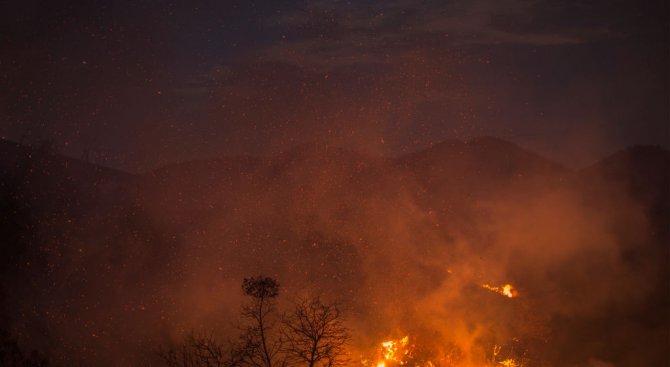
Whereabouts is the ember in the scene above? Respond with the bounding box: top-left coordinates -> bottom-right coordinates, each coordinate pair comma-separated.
482,284 -> 518,298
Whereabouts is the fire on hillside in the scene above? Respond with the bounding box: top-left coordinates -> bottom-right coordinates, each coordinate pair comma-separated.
359,282 -> 527,367
361,334 -> 528,367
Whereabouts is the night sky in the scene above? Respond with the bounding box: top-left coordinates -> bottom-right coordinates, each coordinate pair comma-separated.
1,0 -> 668,171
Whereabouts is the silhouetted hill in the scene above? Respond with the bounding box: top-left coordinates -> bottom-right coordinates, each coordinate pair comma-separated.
0,139 -> 132,184
581,145 -> 669,233
584,145 -> 669,202
400,137 -> 567,178
0,138 -> 135,243
580,144 -> 669,268
394,137 -> 571,209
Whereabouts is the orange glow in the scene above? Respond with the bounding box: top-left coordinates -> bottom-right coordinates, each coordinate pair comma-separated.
482,284 -> 518,298
364,336 -> 414,367
498,359 -> 521,366
380,336 -> 410,364
492,344 -> 524,366
362,335 -> 528,367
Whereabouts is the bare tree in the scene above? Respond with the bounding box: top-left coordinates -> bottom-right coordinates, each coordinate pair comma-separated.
158,276 -> 283,367
240,276 -> 285,367
158,278 -> 350,367
158,331 -> 249,367
282,297 -> 349,367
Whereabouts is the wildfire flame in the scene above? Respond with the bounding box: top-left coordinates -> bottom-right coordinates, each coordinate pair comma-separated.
482,284 -> 518,298
380,336 -> 410,366
497,359 -> 520,367
364,335 -> 525,367
492,344 -> 524,367
366,336 -> 414,367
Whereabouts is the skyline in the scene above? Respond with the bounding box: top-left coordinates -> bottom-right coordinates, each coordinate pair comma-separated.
2,0 -> 668,171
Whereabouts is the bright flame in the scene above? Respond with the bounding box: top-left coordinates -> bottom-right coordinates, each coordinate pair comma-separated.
482,283 -> 518,298
380,336 -> 409,363
364,335 -> 526,367
498,359 -> 520,366
492,343 -> 525,367
365,336 -> 412,367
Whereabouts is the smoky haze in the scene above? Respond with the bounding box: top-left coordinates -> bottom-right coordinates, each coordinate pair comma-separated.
0,138 -> 667,366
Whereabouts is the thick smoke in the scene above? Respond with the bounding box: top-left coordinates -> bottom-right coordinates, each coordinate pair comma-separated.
0,140 -> 667,366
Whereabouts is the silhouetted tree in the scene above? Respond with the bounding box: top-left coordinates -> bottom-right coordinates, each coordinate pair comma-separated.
159,277 -> 350,367
282,297 -> 349,367
240,276 -> 285,367
158,331 -> 246,367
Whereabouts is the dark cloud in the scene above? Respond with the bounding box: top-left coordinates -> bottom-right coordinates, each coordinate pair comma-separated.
0,0 -> 667,171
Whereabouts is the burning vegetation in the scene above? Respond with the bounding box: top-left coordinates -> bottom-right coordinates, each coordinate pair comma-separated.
481,284 -> 517,299
361,333 -> 529,367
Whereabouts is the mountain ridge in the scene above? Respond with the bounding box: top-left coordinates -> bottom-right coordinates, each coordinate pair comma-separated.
3,137 -> 668,179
